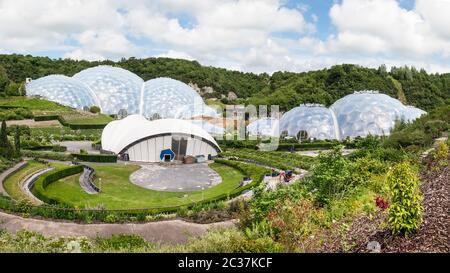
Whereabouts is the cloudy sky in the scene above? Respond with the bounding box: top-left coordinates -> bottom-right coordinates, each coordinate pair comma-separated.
0,0 -> 449,73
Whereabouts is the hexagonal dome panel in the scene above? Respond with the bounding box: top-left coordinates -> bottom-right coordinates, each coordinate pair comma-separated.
26,75 -> 99,110
280,104 -> 339,140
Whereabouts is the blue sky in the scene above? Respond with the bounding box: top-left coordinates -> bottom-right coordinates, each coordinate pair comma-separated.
0,0 -> 449,73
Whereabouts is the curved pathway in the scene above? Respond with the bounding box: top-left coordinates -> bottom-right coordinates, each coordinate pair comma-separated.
0,161 -> 27,197
0,211 -> 236,245
22,168 -> 54,205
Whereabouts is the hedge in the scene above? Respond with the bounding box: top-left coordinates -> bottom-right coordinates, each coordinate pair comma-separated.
0,160 -> 269,222
21,150 -> 74,161
276,142 -> 339,151
71,153 -> 117,163
32,165 -> 84,204
33,115 -> 107,129
34,115 -> 59,121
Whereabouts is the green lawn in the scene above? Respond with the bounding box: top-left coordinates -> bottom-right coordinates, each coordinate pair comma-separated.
41,163 -> 244,209
0,97 -> 72,115
3,160 -> 47,203
61,113 -> 114,125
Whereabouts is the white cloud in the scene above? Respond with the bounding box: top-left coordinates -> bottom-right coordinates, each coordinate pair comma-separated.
0,0 -> 449,73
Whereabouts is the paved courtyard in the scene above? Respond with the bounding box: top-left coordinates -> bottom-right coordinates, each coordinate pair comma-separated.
129,163 -> 222,192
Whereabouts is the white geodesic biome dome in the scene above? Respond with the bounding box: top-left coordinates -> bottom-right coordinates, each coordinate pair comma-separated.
26,66 -> 217,119
247,118 -> 280,137
280,104 -> 340,140
330,91 -> 409,139
26,75 -> 100,110
142,78 -> 219,119
72,66 -> 144,115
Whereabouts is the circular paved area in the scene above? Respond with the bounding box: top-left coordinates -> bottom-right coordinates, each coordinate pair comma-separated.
130,163 -> 222,192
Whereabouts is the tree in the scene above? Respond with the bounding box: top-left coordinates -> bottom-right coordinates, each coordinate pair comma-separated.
0,120 -> 8,148
14,126 -> 21,156
0,65 -> 9,96
0,120 -> 13,158
89,106 -> 101,114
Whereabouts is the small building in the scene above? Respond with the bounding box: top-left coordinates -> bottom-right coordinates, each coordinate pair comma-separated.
101,115 -> 221,163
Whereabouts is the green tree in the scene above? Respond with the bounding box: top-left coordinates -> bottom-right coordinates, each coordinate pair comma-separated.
387,162 -> 423,236
14,126 -> 21,156
0,65 -> 9,96
89,106 -> 101,114
0,120 -> 8,148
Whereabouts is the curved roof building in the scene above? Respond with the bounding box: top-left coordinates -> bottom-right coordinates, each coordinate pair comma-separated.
247,118 -> 280,137
102,115 -> 221,162
26,75 -> 100,110
280,104 -> 340,140
26,66 -> 217,119
330,91 -> 407,139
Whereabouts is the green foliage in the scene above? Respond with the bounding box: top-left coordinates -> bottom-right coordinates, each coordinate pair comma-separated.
21,150 -> 74,161
0,107 -> 33,121
387,162 -> 423,236
0,65 -> 9,96
384,105 -> 450,149
72,153 -> 117,163
221,148 -> 315,171
14,126 -> 20,155
0,120 -> 14,158
89,106 -> 101,114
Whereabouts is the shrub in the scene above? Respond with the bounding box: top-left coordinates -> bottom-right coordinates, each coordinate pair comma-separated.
387,162 -> 423,236
89,106 -> 101,114
52,145 -> 67,152
309,146 -> 353,205
72,153 -> 117,163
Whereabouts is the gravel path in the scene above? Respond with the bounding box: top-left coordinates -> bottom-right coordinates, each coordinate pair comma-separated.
0,211 -> 237,245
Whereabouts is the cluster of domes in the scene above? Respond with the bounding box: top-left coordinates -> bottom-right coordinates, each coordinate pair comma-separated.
26,65 -> 219,119
248,91 -> 426,140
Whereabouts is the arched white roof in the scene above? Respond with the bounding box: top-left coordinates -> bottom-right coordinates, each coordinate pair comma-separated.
102,115 -> 221,154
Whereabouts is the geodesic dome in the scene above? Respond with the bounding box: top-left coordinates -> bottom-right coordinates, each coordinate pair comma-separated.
402,106 -> 427,122
26,75 -> 99,110
280,104 -> 339,140
26,66 -> 218,119
142,78 -> 216,119
247,118 -> 280,137
72,66 -> 144,115
330,91 -> 406,139
187,120 -> 226,136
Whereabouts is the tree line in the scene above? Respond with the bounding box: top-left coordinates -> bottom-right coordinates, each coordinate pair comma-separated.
0,54 -> 448,111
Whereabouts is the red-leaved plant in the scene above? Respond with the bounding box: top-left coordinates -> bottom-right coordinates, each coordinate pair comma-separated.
375,196 -> 389,210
